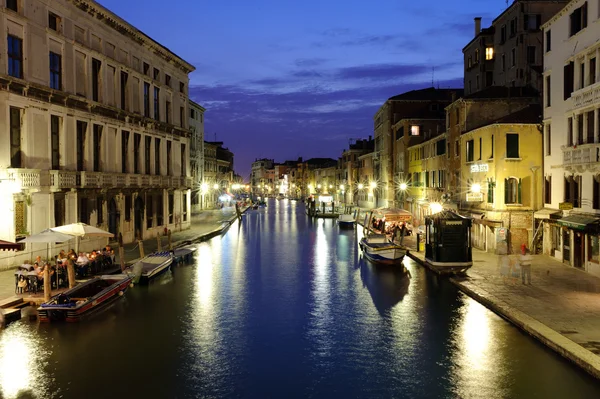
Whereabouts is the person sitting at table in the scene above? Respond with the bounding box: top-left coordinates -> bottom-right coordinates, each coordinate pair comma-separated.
17,275 -> 27,294
76,252 -> 89,265
33,262 -> 42,275
88,250 -> 98,261
68,249 -> 77,261
57,250 -> 67,262
35,255 -> 46,267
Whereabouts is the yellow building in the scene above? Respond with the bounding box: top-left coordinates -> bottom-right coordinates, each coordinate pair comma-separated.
459,105 -> 543,253
406,142 -> 424,223
357,152 -> 376,208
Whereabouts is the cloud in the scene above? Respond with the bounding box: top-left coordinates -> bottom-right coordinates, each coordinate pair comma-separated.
294,58 -> 327,68
341,34 -> 396,47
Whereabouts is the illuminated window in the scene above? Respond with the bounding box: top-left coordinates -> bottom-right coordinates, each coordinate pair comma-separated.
485,47 -> 494,60
410,125 -> 420,136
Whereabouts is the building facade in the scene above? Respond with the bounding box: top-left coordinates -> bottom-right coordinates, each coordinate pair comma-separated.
0,0 -> 194,267
189,100 -> 205,212
542,0 -> 600,275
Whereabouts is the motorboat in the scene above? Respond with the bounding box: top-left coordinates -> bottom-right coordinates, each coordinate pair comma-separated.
172,245 -> 197,265
128,252 -> 174,284
337,214 -> 356,229
359,234 -> 406,265
37,275 -> 133,322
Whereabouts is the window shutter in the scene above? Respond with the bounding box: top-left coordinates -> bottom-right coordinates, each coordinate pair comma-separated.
504,178 -> 509,204
487,182 -> 493,203
582,2 -> 588,29
518,178 -> 522,204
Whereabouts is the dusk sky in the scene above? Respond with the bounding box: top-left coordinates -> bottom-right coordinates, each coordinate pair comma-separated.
98,0 -> 509,178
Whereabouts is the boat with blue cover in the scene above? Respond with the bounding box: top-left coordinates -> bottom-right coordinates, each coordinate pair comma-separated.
128,252 -> 174,284
37,274 -> 133,322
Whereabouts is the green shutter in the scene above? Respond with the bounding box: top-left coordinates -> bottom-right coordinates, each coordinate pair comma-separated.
518,178 -> 522,204
504,178 -> 508,204
487,181 -> 493,203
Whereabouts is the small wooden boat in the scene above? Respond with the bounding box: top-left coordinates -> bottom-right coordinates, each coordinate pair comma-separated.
129,252 -> 174,284
337,214 -> 356,228
37,275 -> 133,322
172,245 -> 197,265
359,234 -> 406,265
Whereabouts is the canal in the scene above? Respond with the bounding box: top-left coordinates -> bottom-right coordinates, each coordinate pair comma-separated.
1,199 -> 600,398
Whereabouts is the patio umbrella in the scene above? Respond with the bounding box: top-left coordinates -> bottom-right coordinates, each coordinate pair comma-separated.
51,223 -> 113,252
0,239 -> 21,251
18,229 -> 74,261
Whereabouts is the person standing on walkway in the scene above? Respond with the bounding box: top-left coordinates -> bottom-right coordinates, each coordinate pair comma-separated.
520,246 -> 533,284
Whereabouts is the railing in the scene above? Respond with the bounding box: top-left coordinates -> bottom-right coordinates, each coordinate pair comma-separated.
563,143 -> 600,166
571,82 -> 600,111
140,175 -> 150,187
6,168 -> 44,189
80,171 -> 102,188
50,170 -> 77,190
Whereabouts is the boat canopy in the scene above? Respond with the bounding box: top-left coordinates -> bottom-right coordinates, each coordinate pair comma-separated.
372,208 -> 413,222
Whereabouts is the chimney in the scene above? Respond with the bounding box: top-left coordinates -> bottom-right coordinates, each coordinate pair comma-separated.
474,17 -> 482,37
368,135 -> 372,141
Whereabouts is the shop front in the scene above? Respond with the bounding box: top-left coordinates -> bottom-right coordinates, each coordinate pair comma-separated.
556,214 -> 600,274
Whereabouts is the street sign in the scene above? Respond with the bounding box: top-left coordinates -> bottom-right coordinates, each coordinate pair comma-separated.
559,202 -> 573,210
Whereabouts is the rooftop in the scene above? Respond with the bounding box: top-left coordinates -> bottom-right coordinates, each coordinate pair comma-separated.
388,87 -> 463,102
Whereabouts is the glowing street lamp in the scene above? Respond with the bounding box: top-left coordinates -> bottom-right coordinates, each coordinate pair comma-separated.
358,183 -> 364,190
213,183 -> 219,190
201,183 -> 209,193
339,184 -> 345,190
400,183 -> 407,191
317,184 -> 322,189
430,202 -> 443,214
370,181 -> 377,189
471,183 -> 481,193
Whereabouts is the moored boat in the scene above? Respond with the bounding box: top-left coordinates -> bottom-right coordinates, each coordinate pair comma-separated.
37,275 -> 133,322
337,214 -> 356,228
172,245 -> 197,265
128,252 -> 174,284
359,234 -> 406,265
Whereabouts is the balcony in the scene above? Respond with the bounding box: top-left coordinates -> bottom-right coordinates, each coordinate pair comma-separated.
6,169 -> 47,191
571,82 -> 600,111
50,170 -> 77,191
562,143 -> 600,172
80,171 -> 102,188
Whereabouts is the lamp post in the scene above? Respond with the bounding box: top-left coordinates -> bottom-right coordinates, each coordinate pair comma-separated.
399,182 -> 407,209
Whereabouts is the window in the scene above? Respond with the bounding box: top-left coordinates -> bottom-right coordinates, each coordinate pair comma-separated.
591,236 -> 600,264
120,71 -> 128,111
183,193 -> 188,222
143,62 -> 149,75
455,141 -> 459,158
156,195 -> 164,226
510,18 -> 516,37
580,61 -> 585,89
466,139 -> 474,162
179,81 -> 185,93
143,82 -> 150,117
7,35 -> 23,78
524,14 -> 541,31
79,198 -> 89,224
145,136 -> 151,174
48,12 -> 59,31
167,141 -> 172,176
546,124 -> 551,156
6,0 -> 17,12
125,195 -> 132,221
190,108 -> 196,119
511,48 -> 516,67
146,195 -> 153,228
545,176 -> 552,204
487,180 -> 495,203
505,177 -> 521,204
166,100 -> 171,124
92,58 -> 101,102
567,117 -> 573,146
565,175 -> 581,207
500,25 -> 506,44
51,115 -> 60,170
181,143 -> 186,176
479,137 -> 482,160
475,49 -> 480,63
165,74 -> 171,87
49,52 -> 61,90
476,75 -> 480,90
153,68 -> 159,80
10,107 -> 22,168
153,87 -> 160,120
54,197 -> 65,227
546,30 -> 551,52
506,133 -> 519,158
180,107 -> 185,128
591,58 -> 597,85
133,133 -> 141,174
594,176 -> 600,209
76,121 -> 86,171
578,114 -> 584,144
467,56 -> 472,69
121,131 -> 129,173
570,2 -> 588,37
527,46 -> 536,65
491,135 -> 494,159
587,111 -> 595,143
168,193 -> 174,224
545,75 -> 551,107
93,125 -> 102,172
96,197 -> 103,225
501,54 -> 506,71
564,62 -> 574,99
155,138 -> 161,175
410,125 -> 420,136
436,139 -> 446,156
485,47 -> 494,60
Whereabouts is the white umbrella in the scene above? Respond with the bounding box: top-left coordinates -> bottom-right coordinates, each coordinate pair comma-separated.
51,223 -> 113,252
19,229 -> 74,261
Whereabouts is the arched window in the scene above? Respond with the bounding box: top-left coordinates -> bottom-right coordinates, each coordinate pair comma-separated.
504,177 -> 521,204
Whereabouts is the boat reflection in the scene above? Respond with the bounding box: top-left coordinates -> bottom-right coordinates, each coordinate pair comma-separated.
359,256 -> 410,315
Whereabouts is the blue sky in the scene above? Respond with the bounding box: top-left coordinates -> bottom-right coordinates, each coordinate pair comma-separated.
98,0 -> 509,178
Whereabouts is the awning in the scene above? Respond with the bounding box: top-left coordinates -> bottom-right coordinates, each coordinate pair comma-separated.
534,209 -> 562,220
469,212 -> 485,219
557,215 -> 600,232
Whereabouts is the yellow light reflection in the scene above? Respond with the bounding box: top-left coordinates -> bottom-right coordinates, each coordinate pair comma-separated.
460,300 -> 491,369
196,244 -> 214,307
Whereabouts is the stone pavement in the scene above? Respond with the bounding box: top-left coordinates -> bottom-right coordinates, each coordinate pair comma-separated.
0,207 -> 241,304
402,234 -> 600,379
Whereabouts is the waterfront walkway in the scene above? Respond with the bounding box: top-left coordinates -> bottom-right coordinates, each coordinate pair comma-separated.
397,233 -> 600,379
0,207 -> 240,304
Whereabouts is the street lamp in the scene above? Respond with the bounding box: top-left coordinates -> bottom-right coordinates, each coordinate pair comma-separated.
370,181 -> 377,189
358,183 -> 364,190
430,202 -> 443,214
400,183 -> 407,191
471,183 -> 481,193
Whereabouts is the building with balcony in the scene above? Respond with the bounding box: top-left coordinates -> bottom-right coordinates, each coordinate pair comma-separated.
203,141 -> 220,208
463,0 -> 569,96
189,100 -> 205,212
0,0 -> 194,267
251,158 -> 274,198
357,152 -> 376,209
339,137 -> 374,205
542,0 -> 600,275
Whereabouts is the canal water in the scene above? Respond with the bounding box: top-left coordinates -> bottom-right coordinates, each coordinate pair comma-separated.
1,199 -> 600,399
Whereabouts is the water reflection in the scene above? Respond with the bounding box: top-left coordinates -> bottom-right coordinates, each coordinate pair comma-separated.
359,258 -> 410,314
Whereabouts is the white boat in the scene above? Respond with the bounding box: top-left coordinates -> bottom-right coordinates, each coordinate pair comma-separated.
337,214 -> 356,228
359,234 -> 406,265
172,245 -> 197,265
128,252 -> 173,284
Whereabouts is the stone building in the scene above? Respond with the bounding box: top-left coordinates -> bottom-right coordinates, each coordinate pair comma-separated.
339,137 -> 374,205
251,158 -> 274,198
541,0 -> 600,275
189,100 -> 205,211
0,0 -> 194,267
463,0 -> 569,96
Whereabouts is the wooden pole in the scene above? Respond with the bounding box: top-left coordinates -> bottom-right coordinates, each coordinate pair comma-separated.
43,266 -> 51,302
167,229 -> 172,251
66,259 -> 76,289
118,233 -> 125,272
138,239 -> 145,259
156,232 -> 162,251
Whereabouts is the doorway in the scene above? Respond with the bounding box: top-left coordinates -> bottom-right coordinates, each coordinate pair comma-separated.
574,231 -> 584,268
563,230 -> 571,265
108,198 -> 119,239
134,196 -> 144,240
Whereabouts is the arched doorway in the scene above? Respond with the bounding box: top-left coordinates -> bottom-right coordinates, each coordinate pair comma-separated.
134,196 -> 144,240
108,198 -> 119,238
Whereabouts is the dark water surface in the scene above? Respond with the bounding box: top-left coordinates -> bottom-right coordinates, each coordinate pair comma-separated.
2,199 -> 600,398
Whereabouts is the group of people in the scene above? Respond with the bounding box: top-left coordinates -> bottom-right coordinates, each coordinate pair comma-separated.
499,245 -> 533,285
371,218 -> 410,244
